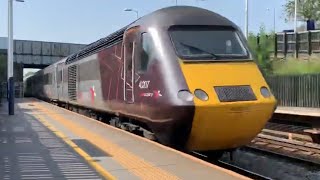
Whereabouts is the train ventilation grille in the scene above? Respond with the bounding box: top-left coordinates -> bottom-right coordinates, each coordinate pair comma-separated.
214,85 -> 257,102
68,65 -> 77,101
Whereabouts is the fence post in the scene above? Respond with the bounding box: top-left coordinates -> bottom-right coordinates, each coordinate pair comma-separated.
308,31 -> 312,56
284,32 -> 288,58
0,82 -> 2,106
274,33 -> 278,58
295,32 -> 299,58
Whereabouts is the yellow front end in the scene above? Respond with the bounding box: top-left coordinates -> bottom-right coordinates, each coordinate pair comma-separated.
180,61 -> 276,151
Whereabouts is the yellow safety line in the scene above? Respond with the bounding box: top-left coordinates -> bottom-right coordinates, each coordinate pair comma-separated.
34,114 -> 117,180
34,103 -> 181,180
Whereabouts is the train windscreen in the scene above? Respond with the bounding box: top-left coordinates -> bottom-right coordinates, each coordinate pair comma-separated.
169,26 -> 250,61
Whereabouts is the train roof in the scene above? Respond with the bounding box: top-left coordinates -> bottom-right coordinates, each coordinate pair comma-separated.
65,6 -> 239,65
130,6 -> 238,29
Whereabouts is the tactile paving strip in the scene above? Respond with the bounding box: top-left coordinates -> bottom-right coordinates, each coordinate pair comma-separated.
0,113 -> 104,180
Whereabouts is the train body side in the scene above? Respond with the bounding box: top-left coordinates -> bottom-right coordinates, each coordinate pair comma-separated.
53,37 -> 194,147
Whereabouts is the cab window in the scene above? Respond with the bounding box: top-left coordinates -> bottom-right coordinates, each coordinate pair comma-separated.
169,25 -> 250,61
139,32 -> 153,72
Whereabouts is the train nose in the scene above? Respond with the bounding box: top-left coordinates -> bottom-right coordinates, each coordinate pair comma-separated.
186,102 -> 275,151
184,86 -> 276,151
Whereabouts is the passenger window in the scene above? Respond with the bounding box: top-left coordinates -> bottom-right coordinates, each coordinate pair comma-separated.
44,73 -> 52,85
58,70 -> 62,83
49,73 -> 52,84
139,33 -> 153,72
45,74 -> 49,85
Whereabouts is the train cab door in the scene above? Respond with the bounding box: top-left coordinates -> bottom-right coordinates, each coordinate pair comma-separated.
123,27 -> 140,104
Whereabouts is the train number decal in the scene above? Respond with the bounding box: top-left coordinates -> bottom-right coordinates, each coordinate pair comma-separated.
139,81 -> 150,89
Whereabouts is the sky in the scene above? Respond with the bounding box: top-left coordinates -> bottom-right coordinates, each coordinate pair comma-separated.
0,0 -> 295,45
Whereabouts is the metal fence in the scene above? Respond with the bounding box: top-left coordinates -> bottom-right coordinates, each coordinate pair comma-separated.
0,83 -> 2,105
0,82 -> 24,99
275,30 -> 320,58
267,74 -> 320,108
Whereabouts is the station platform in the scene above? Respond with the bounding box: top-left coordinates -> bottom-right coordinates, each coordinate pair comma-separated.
275,106 -> 320,117
0,98 -> 250,180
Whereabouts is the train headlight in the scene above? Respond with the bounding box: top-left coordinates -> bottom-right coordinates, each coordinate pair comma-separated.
260,87 -> 271,98
177,90 -> 194,101
194,89 -> 209,101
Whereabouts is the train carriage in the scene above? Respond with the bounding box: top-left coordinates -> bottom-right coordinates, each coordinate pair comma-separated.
25,6 -> 277,157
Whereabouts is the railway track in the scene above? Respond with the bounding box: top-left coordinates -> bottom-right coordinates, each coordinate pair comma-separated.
191,151 -> 272,180
265,122 -> 310,135
191,131 -> 320,180
263,122 -> 314,143
214,161 -> 273,180
248,133 -> 320,166
268,114 -> 320,143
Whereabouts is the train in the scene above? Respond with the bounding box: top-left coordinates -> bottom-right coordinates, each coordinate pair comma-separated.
25,6 -> 277,158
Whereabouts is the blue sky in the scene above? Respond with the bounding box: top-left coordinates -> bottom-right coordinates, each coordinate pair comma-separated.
0,0 -> 294,45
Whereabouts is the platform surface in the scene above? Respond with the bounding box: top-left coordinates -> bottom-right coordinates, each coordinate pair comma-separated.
0,100 -> 104,179
0,98 -> 250,180
275,106 -> 320,117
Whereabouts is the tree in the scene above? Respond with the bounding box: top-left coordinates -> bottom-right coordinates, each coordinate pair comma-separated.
247,26 -> 274,76
284,0 -> 320,22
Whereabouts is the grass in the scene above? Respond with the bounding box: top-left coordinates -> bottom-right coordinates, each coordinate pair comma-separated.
272,58 -> 320,75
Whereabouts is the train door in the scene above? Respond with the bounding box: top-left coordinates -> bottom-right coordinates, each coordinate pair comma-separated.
123,27 -> 139,103
53,64 -> 58,99
56,62 -> 63,100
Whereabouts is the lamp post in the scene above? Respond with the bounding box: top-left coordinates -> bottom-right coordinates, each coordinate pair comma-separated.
245,0 -> 248,39
124,8 -> 139,19
7,0 -> 24,115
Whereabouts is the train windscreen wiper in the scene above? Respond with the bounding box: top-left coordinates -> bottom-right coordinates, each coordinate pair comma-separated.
178,42 -> 220,59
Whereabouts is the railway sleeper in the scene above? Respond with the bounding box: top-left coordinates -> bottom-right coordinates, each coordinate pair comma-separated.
304,129 -> 320,144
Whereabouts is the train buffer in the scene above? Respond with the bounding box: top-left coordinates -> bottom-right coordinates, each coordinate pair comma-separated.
0,98 -> 251,180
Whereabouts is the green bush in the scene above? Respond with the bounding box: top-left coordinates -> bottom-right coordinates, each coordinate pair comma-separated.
273,58 -> 320,75
247,26 -> 274,76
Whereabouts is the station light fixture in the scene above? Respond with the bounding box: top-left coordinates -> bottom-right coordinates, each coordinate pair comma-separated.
124,8 -> 139,19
